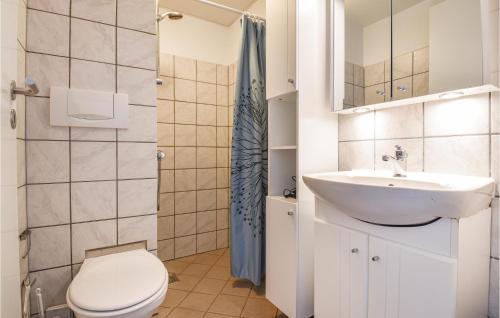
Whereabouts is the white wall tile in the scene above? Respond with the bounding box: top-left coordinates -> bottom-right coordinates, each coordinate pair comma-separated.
26,97 -> 69,140
117,28 -> 156,70
491,198 -> 499,259
27,9 -> 69,56
71,142 -> 116,181
71,0 -> 116,25
375,103 -> 423,139
493,135 -> 500,196
71,181 -> 116,222
338,111 -> 374,141
27,140 -> 69,183
118,106 -> 156,142
375,139 -> 423,172
117,142 -> 156,179
72,219 -> 117,263
118,179 -> 156,217
29,225 -> 70,271
424,94 -> 490,136
489,258 -> 499,318
70,59 -> 115,92
71,127 -> 116,142
424,135 -> 490,177
71,18 -> 115,64
492,92 -> 500,133
118,66 -> 156,106
338,141 -> 375,171
27,183 -> 70,227
118,214 -> 157,250
26,52 -> 69,97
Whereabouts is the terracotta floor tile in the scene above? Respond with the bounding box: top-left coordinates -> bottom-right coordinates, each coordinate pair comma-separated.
214,254 -> 230,267
205,266 -> 231,280
179,292 -> 217,311
177,255 -> 197,263
192,253 -> 220,265
182,263 -> 212,277
208,295 -> 247,316
206,249 -> 226,256
221,279 -> 252,297
165,260 -> 190,274
203,313 -> 238,318
169,274 -> 202,291
155,306 -> 173,318
241,298 -> 278,318
161,289 -> 188,307
249,282 -> 266,298
193,278 -> 227,295
167,307 -> 204,318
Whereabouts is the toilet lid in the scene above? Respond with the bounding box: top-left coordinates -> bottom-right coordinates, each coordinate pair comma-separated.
68,249 -> 167,312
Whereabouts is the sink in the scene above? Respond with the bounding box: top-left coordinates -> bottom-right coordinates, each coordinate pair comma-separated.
303,170 -> 495,226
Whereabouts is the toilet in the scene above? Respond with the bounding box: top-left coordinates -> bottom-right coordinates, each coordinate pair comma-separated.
66,249 -> 168,318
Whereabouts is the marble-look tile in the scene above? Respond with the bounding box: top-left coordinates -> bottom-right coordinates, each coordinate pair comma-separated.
71,0 -> 116,25
175,235 -> 196,258
175,191 -> 197,214
175,56 -> 197,80
489,258 -> 499,318
492,135 -> 500,195
375,139 -> 423,172
176,124 -> 197,146
160,53 -> 174,77
216,189 -> 228,209
345,62 -> 353,84
158,239 -> 175,261
27,140 -> 69,183
197,210 -> 216,233
217,209 -> 229,230
158,100 -> 174,123
175,79 -> 197,103
197,126 -> 217,147
27,9 -> 69,56
158,76 -> 174,100
17,140 -> 26,187
17,1 -> 27,48
118,106 -> 156,142
70,59 -> 116,92
344,83 -> 354,106
197,189 -> 217,212
375,103 -> 423,139
71,142 -> 116,181
491,198 -> 499,259
175,147 -> 197,169
118,66 -> 156,106
413,47 -> 429,74
353,64 -> 364,87
117,142 -> 156,179
492,92 -> 500,133
424,135 -> 490,177
338,140 -> 375,171
117,28 -> 156,70
216,127 -> 229,147
175,169 -> 196,191
30,266 -> 71,314
198,82 -> 217,105
117,0 -> 156,33
72,219 -> 117,263
18,186 -> 27,232
175,102 -> 197,125
413,72 -> 429,97
392,76 -> 413,101
118,214 -> 157,250
71,18 -> 115,64
198,61 -> 217,84
158,123 -> 174,146
197,232 -> 217,253
158,216 -> 174,240
29,225 -> 71,271
198,147 -> 217,168
353,86 -> 364,107
26,97 -> 69,140
27,183 -> 70,227
118,179 -> 156,217
217,85 -> 228,106
216,65 -> 228,85
71,181 -> 116,222
16,95 -> 25,140
71,127 -> 116,142
197,104 -> 217,126
424,94 -> 490,136
364,62 -> 385,86
175,213 -> 196,237
216,230 -> 228,248
338,111 -> 374,141
197,169 -> 217,190
26,52 -> 69,97
393,52 -> 413,80
216,148 -> 228,167
364,83 -> 385,105
159,193 -> 174,217
28,0 -> 69,15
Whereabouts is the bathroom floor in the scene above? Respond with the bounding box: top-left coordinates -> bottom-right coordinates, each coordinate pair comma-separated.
156,248 -> 286,318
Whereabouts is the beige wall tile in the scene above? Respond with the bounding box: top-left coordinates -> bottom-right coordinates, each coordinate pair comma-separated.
117,28 -> 156,69
118,214 -> 157,250
72,0 -> 116,25
375,103 -> 423,139
175,147 -> 197,169
118,66 -> 156,106
338,111 -> 374,141
158,123 -> 174,146
27,141 -> 69,183
338,140 -> 375,171
29,225 -> 70,271
216,65 -> 229,85
158,216 -> 174,240
216,148 -> 229,167
26,53 -> 69,97
345,62 -> 354,84
117,0 -> 156,33
26,97 -> 69,140
229,84 -> 235,106
117,142 -> 156,179
216,168 -> 229,188
72,181 -> 116,222
71,18 -> 115,64
197,104 -> 217,126
175,191 -> 197,214
413,47 -> 429,74
175,56 -> 197,80
198,61 -> 217,83
393,52 -> 413,80
72,220 -> 117,263
198,126 -> 217,147
197,147 -> 217,168
216,85 -> 228,106
198,189 -> 217,211
158,239 -> 174,261
392,76 -> 413,100
175,235 -> 196,258
160,53 -> 174,77
353,86 -> 364,107
216,189 -> 228,209
159,193 -> 175,217
353,64 -> 364,87
197,211 -> 216,233
27,183 -> 70,227
216,127 -> 228,147
158,100 -> 175,123
176,124 -> 197,146
175,213 -> 196,237
344,83 -> 354,106
175,169 -> 196,191
364,62 -> 384,86
175,102 -> 197,125
364,84 -> 385,105
413,72 -> 429,97
197,169 -> 217,190
158,76 -> 174,100
27,10 -> 69,56
217,209 -> 228,230
197,232 -> 217,253
197,82 -> 216,105
71,59 -> 116,92
160,170 -> 174,193
71,142 -> 116,181
175,79 -> 197,102
216,230 -> 228,248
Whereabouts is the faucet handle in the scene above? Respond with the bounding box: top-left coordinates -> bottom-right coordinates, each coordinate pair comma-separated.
394,145 -> 407,160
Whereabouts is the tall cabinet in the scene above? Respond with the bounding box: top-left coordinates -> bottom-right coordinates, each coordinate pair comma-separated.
265,0 -> 338,317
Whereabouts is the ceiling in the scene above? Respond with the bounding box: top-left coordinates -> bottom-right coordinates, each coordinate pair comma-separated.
346,0 -> 437,27
159,0 -> 257,26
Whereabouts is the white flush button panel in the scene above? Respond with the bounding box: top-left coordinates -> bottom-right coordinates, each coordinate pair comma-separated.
50,87 -> 128,128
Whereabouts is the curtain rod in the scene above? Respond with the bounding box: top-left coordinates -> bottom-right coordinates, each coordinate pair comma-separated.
194,0 -> 266,21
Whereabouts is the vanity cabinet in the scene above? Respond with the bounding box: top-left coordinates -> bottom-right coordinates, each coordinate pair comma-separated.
266,0 -> 296,99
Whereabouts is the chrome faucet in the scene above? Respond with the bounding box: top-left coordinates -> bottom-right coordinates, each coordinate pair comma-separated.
382,145 -> 408,177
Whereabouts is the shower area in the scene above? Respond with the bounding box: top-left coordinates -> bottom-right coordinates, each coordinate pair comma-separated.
155,0 -> 265,261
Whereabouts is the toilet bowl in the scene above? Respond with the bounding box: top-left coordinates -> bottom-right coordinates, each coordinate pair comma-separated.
66,249 -> 168,318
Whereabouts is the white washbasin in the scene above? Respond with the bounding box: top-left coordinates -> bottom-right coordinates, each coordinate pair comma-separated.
303,170 -> 495,226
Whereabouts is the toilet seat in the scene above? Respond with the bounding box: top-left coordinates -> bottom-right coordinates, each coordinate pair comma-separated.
67,249 -> 168,318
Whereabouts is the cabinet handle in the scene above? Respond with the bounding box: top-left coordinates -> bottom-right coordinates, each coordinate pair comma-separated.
287,210 -> 294,216
371,256 -> 380,262
376,90 -> 385,96
288,78 -> 295,84
351,248 -> 359,253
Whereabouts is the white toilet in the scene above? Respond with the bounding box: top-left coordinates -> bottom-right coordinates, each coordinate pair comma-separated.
66,249 -> 168,318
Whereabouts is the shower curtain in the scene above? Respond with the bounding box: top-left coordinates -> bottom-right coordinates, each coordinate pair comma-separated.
230,16 -> 268,286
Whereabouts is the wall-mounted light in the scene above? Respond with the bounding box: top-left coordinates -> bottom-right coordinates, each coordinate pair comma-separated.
353,107 -> 370,113
438,91 -> 464,100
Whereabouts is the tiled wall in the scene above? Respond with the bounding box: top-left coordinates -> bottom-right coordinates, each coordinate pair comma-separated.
156,53 -> 236,261
23,0 -> 158,314
338,92 -> 499,317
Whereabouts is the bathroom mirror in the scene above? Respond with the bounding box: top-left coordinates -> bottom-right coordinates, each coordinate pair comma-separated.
333,0 -> 496,112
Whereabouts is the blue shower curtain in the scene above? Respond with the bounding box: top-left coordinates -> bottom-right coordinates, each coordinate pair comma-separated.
230,16 -> 268,286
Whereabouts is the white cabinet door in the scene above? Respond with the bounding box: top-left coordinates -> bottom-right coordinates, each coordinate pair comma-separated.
266,0 -> 296,99
266,197 -> 297,317
368,237 -> 457,318
315,221 -> 368,318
